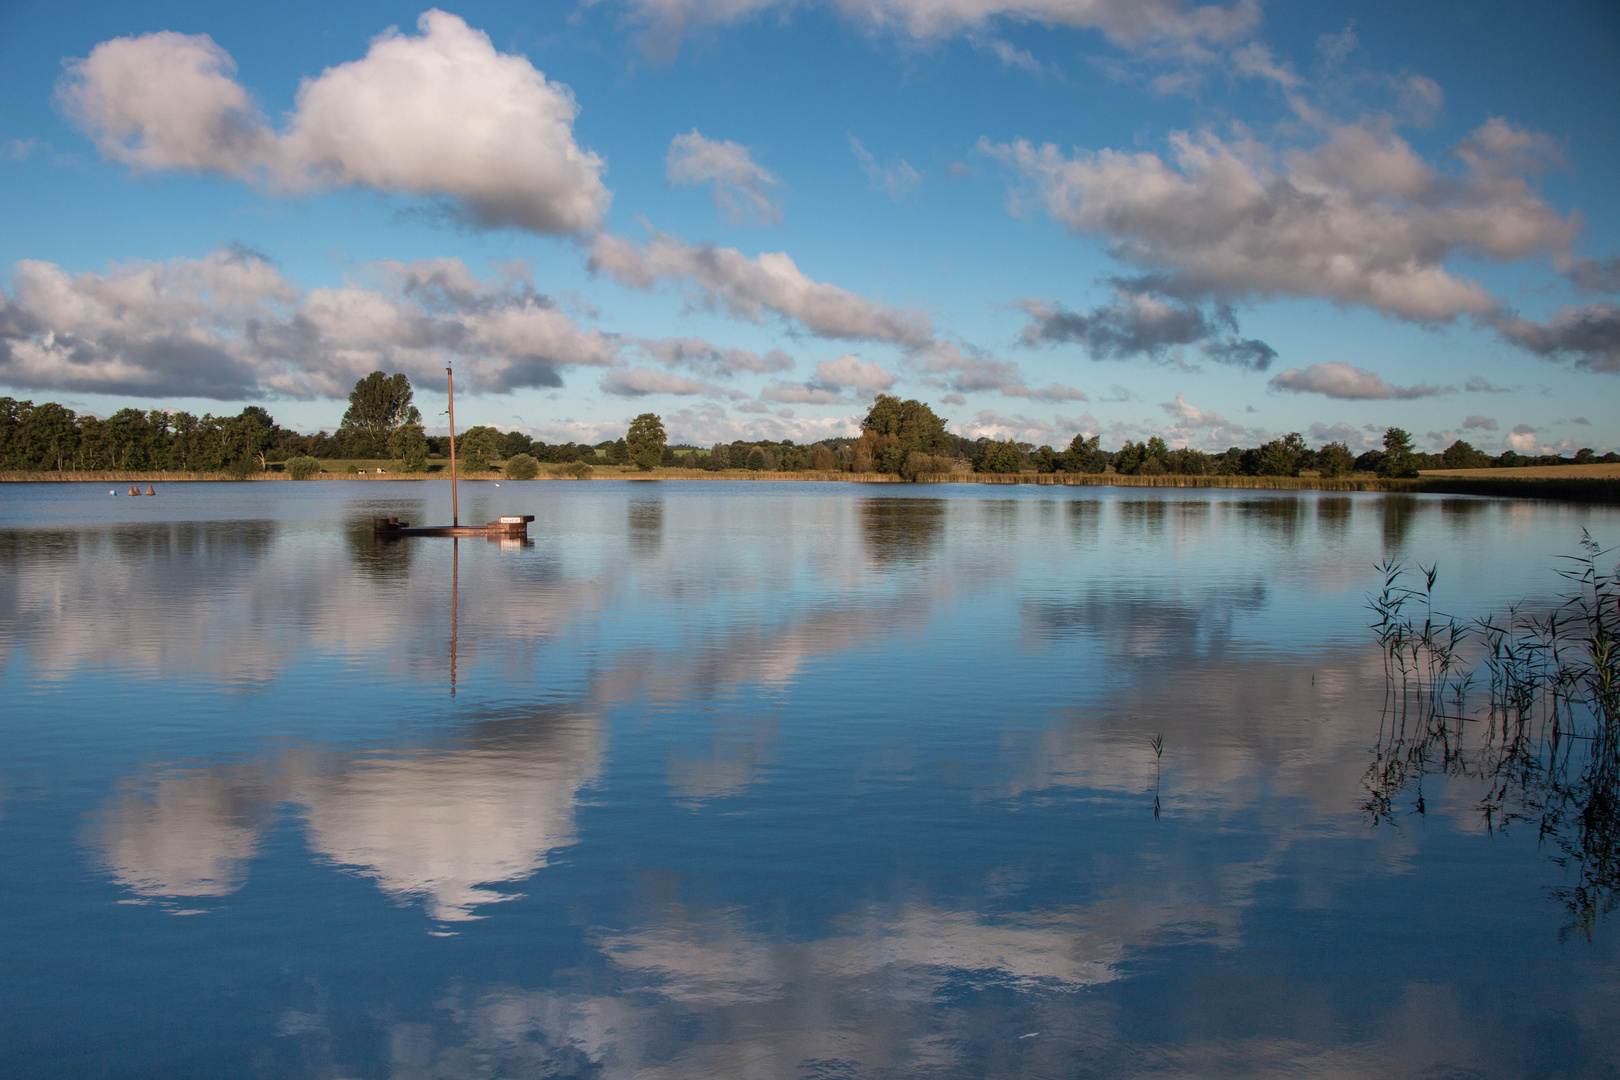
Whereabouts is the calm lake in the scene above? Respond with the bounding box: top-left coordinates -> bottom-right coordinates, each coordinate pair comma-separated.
2,479 -> 1617,1079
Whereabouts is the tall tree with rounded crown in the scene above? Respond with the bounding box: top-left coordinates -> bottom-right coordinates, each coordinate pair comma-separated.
340,372 -> 421,458
626,413 -> 666,471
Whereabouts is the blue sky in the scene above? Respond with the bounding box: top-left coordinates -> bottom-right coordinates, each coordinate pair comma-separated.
1,0 -> 1616,453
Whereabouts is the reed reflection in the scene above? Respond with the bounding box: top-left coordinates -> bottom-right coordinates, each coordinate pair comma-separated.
1366,547 -> 1620,935
858,497 -> 944,564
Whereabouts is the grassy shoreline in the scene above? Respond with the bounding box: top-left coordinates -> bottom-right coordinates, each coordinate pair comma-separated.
5,464 -> 1618,502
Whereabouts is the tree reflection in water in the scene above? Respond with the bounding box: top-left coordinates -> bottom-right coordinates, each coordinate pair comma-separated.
858,497 -> 944,564
1366,534 -> 1620,937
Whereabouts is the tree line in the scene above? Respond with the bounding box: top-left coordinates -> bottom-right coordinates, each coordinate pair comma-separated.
2,373 -> 1613,479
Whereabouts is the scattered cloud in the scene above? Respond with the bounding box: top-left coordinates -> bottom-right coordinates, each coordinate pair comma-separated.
0,250 -> 619,399
973,36 -> 1053,78
595,0 -> 1261,58
760,383 -> 847,404
635,335 -> 794,378
951,409 -> 1060,443
1462,415 -> 1498,431
1491,303 -> 1620,373
1160,392 -> 1267,448
982,117 -> 1575,323
599,367 -> 720,397
1506,423 -> 1542,454
1568,256 -> 1620,294
1463,375 -> 1510,393
1268,362 -> 1445,400
666,130 -> 783,226
759,352 -> 895,405
57,12 -> 610,234
911,340 -> 1086,401
654,401 -> 861,445
849,136 -> 921,200
1306,421 -> 1380,451
586,230 -> 932,344
813,352 -> 896,391
1019,286 -> 1275,369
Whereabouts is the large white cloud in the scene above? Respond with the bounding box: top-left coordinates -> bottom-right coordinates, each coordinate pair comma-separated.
587,230 -> 933,344
666,130 -> 783,226
983,119 -> 1577,322
0,251 -> 620,399
57,11 -> 610,234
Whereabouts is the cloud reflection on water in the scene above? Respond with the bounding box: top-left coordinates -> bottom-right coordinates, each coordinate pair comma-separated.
8,485 -> 1620,1078
87,707 -> 602,921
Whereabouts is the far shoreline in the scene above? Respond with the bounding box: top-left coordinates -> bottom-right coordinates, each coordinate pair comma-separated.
4,463 -> 1618,503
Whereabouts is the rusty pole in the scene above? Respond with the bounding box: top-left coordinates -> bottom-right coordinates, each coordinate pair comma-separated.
447,364 -> 459,527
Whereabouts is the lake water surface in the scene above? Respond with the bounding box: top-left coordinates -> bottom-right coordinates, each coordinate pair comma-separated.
2,480 -> 1618,1078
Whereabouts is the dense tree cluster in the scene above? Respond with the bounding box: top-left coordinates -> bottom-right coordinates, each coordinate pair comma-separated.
4,381 -> 1615,480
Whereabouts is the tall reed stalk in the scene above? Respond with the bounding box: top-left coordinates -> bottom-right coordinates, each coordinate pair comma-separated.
1364,531 -> 1620,937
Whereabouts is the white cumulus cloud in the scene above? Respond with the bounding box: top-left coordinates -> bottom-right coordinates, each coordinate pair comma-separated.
58,11 -> 610,234
0,251 -> 619,399
982,118 -> 1576,323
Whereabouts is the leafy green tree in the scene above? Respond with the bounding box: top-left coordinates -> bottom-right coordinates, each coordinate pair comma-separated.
498,430 -> 533,459
1063,434 -> 1107,474
1145,436 -> 1172,472
1167,447 -> 1210,475
457,426 -> 501,472
1316,441 -> 1354,477
745,446 -> 767,470
1256,432 -> 1306,476
504,453 -> 541,480
857,395 -> 949,475
339,372 -> 421,457
626,413 -> 666,471
975,439 -> 1023,474
1441,439 -> 1490,469
1113,440 -> 1146,475
1378,427 -> 1419,478
387,423 -> 429,472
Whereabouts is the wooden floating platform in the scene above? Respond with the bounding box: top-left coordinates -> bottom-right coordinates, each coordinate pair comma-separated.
374,515 -> 534,539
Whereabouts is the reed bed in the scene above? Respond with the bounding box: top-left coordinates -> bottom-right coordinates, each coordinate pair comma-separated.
1366,532 -> 1620,936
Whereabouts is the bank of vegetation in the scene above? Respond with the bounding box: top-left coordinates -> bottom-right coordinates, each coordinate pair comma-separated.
2,373 -> 1615,502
